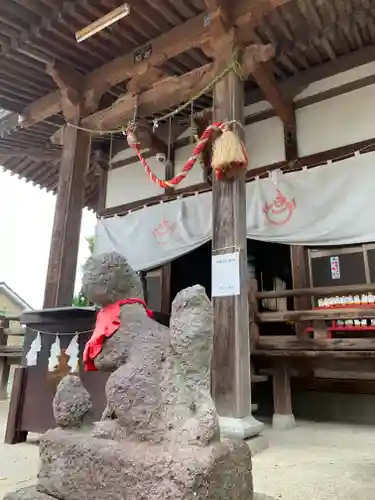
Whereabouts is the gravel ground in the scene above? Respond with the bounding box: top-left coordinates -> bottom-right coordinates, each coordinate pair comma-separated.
0,398 -> 374,500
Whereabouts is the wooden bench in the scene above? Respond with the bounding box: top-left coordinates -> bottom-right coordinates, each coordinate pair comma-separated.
0,315 -> 23,400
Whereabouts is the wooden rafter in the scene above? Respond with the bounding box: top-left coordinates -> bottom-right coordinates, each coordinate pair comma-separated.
0,148 -> 60,160
4,0 -> 291,131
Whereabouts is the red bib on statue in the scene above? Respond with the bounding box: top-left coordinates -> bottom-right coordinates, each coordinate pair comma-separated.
83,298 -> 154,371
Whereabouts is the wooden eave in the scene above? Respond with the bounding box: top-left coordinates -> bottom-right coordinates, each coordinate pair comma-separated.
0,0 -> 375,210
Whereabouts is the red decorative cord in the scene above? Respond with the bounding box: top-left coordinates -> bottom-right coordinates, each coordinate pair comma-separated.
126,121 -> 226,188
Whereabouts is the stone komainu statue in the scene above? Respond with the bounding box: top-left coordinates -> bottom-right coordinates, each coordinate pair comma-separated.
4,252 -> 254,500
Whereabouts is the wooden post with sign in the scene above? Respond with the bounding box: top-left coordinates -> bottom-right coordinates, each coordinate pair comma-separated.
211,40 -> 263,439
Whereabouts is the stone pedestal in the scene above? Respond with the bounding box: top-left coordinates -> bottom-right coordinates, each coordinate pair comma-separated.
9,428 -> 253,500
220,415 -> 264,439
272,413 -> 296,430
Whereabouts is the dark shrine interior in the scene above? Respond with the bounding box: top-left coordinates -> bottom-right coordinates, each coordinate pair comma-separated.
169,239 -> 295,334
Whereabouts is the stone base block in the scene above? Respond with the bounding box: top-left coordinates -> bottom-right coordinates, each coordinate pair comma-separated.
4,486 -> 276,500
4,486 -> 51,500
220,415 -> 264,440
35,428 -> 253,500
272,413 -> 296,430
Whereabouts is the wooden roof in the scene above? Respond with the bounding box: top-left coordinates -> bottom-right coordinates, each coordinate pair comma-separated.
0,0 -> 375,209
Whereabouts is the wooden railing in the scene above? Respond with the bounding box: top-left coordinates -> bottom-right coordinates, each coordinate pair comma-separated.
0,314 -> 24,400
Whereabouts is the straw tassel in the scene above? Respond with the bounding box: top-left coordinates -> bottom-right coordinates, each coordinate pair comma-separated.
212,128 -> 248,181
125,122 -> 140,147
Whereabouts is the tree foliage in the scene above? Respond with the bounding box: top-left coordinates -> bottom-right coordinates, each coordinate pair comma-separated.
72,236 -> 94,307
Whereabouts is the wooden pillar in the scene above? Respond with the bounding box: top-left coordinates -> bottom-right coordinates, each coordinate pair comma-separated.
211,44 -> 262,438
272,361 -> 295,429
161,263 -> 171,315
43,108 -> 91,308
0,316 -> 9,400
290,245 -> 310,338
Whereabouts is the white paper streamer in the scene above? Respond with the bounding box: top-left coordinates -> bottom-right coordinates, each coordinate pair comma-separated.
26,332 -> 42,367
65,334 -> 80,373
48,335 -> 61,372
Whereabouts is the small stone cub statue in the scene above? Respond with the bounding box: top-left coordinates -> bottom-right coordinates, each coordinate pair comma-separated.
77,251 -> 219,445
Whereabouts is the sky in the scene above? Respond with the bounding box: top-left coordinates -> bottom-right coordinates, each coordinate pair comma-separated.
0,167 -> 97,309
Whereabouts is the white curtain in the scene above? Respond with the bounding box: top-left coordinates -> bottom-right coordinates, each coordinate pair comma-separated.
95,153 -> 375,271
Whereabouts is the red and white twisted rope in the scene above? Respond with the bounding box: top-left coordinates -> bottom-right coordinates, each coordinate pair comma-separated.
126,121 -> 226,188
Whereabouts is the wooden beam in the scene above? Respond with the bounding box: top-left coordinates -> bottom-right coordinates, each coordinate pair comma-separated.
284,114 -> 298,162
292,377 -> 375,395
46,61 -> 106,118
43,108 -> 91,308
82,44 -> 274,131
19,14 -> 212,127
127,68 -> 168,94
92,149 -> 109,213
21,91 -> 61,126
46,61 -> 83,94
252,63 -> 294,125
7,0 -> 288,130
204,0 -> 232,38
82,63 -> 214,130
254,349 -> 375,359
256,337 -> 375,351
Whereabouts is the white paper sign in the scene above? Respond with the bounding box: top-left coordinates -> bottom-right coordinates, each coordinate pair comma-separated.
212,252 -> 240,297
330,256 -> 341,280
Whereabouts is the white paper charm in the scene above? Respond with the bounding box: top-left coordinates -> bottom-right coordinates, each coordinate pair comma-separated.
66,334 -> 80,373
212,252 -> 240,297
26,332 -> 42,367
48,335 -> 61,372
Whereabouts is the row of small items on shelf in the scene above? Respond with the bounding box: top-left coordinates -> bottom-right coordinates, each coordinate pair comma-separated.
336,319 -> 375,328
317,293 -> 375,308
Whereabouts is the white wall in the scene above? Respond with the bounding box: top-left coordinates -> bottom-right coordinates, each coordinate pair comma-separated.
174,143 -> 205,188
296,83 -> 375,157
245,117 -> 285,170
105,62 -> 375,209
106,155 -> 165,208
295,61 -> 375,101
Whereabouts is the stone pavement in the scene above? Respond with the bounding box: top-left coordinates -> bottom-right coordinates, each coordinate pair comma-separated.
253,420 -> 375,500
1,399 -> 375,500
0,401 -> 39,497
